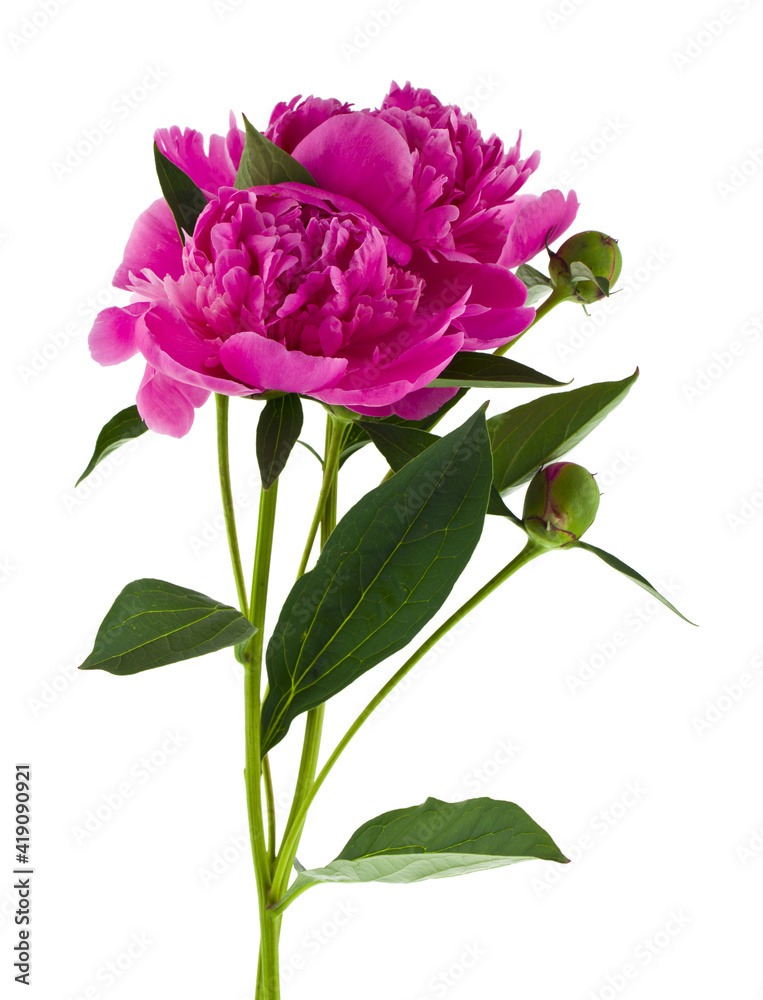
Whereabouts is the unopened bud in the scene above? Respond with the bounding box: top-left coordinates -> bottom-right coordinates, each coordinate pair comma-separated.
523,462 -> 600,547
548,231 -> 622,304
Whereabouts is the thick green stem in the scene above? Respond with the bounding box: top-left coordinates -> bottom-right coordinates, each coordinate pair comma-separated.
245,481 -> 279,999
270,539 -> 547,900
215,394 -> 249,616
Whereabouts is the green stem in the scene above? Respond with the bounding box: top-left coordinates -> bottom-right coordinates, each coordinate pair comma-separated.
270,539 -> 546,900
244,481 -> 279,998
296,414 -> 345,578
272,415 -> 344,901
494,287 -> 567,356
215,394 -> 248,616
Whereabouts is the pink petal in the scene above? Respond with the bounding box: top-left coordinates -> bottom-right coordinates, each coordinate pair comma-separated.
137,302 -> 253,395
136,364 -> 210,438
292,114 -> 418,243
348,385 -> 459,420
154,124 -> 240,198
498,190 -> 579,269
89,302 -> 149,365
219,332 -> 347,394
113,198 -> 183,290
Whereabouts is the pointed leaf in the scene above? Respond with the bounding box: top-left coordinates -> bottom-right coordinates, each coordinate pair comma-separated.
488,370 -> 639,494
76,406 -> 148,486
256,395 -> 303,489
260,408 -> 494,754
235,115 -> 316,189
573,541 -> 695,624
279,796 -> 567,904
79,579 -> 257,676
429,352 -> 566,389
153,144 -> 207,244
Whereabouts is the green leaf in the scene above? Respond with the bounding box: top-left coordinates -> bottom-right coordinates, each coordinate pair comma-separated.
516,264 -> 553,306
360,420 -> 522,526
153,144 -> 208,244
337,421 -> 370,469
76,406 -> 148,486
80,579 -> 257,676
428,351 -> 567,389
260,408 -> 494,754
235,115 -> 317,189
573,541 -> 695,624
279,796 -> 568,904
256,395 -> 304,489
488,370 -> 639,495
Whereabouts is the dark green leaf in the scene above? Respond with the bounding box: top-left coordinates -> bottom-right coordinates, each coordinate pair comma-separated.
429,351 -> 567,389
153,144 -> 208,244
516,264 -> 553,306
256,395 -> 303,489
360,420 -> 522,525
79,579 -> 257,676
488,370 -> 639,495
337,422 -> 369,469
279,796 -> 567,904
297,440 -> 324,466
260,408 -> 494,754
573,541 -> 695,624
76,406 -> 148,486
235,115 -> 317,189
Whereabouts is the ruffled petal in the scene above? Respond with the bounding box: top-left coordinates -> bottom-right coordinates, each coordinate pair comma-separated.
219,332 -> 348,394
136,364 -> 210,438
137,302 -> 253,395
113,198 -> 183,290
89,302 -> 149,365
498,190 -> 579,269
154,123 -> 241,198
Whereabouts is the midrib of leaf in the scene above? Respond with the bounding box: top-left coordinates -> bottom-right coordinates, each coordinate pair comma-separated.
267,439 -> 483,736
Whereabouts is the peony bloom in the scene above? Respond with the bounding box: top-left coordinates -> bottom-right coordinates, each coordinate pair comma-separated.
91,187 -> 474,435
90,83 -> 578,433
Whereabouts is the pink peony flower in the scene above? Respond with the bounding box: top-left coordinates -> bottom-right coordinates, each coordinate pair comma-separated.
91,187 -> 473,436
90,83 -> 578,433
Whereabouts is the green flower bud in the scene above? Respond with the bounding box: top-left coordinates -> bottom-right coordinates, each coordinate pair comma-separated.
548,231 -> 622,304
522,462 -> 600,548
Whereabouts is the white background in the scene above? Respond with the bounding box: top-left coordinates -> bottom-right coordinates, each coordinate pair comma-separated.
3,0 -> 762,997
